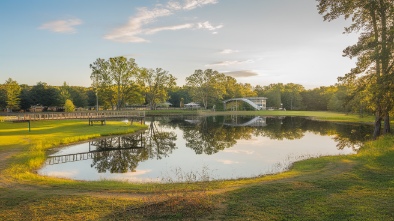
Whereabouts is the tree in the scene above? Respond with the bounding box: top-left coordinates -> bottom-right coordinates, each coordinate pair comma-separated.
301,86 -> 336,111
318,0 -> 394,137
4,78 -> 21,111
59,81 -> 71,104
281,83 -> 304,110
168,86 -> 192,107
90,56 -> 142,110
68,86 -> 88,108
0,84 -> 7,111
185,69 -> 226,109
258,84 -> 283,109
19,85 -> 33,111
64,99 -> 75,112
140,68 -> 176,110
30,82 -> 62,107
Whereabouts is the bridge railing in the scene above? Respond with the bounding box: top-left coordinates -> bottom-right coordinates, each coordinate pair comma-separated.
10,110 -> 145,121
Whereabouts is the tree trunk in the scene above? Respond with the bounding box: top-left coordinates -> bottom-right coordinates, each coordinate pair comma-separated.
373,115 -> 382,139
383,113 -> 391,134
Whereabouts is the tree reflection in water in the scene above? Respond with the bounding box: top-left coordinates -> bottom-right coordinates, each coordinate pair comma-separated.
89,116 -> 371,173
90,118 -> 177,173
163,116 -> 372,155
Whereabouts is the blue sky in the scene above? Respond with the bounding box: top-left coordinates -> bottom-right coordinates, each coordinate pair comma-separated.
0,0 -> 358,88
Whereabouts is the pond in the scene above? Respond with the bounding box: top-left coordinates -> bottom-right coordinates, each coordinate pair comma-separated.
38,116 -> 372,183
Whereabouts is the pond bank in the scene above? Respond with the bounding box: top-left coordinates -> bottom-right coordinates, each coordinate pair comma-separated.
0,112 -> 393,220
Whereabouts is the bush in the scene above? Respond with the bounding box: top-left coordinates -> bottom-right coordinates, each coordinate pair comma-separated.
64,99 -> 75,112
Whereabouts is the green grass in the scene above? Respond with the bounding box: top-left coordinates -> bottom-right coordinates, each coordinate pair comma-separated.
0,119 -> 147,183
219,136 -> 394,220
199,110 -> 376,124
146,109 -> 199,115
0,111 -> 393,220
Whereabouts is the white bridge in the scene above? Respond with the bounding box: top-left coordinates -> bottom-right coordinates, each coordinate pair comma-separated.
223,97 -> 267,110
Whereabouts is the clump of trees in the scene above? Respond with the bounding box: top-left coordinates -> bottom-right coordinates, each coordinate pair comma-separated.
0,79 -> 95,112
90,57 -> 176,110
318,0 -> 394,138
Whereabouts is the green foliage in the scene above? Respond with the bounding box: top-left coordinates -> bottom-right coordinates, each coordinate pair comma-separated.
0,84 -> 7,110
318,0 -> 394,137
255,83 -> 304,110
30,82 -> 63,107
90,56 -> 143,110
4,78 -> 21,111
186,69 -> 226,109
140,67 -> 177,110
64,99 -> 75,112
168,86 -> 192,107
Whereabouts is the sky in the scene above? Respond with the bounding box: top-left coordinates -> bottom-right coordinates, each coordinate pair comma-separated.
0,0 -> 359,89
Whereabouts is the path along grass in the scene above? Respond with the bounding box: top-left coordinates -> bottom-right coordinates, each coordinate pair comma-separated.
0,111 -> 393,220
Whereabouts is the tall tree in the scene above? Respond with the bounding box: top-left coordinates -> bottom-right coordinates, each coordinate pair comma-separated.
140,68 -> 176,110
185,69 -> 226,109
59,81 -> 71,104
281,83 -> 305,110
90,56 -> 141,110
4,78 -> 21,111
318,0 -> 394,137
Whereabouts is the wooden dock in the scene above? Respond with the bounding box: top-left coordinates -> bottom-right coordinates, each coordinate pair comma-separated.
4,111 -> 145,124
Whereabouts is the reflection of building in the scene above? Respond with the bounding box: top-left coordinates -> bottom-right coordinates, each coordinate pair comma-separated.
223,116 -> 267,127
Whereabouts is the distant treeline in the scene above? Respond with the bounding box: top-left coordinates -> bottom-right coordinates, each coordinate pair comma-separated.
0,76 -> 370,115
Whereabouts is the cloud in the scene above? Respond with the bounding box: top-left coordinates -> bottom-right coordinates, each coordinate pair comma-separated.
224,70 -> 259,78
217,159 -> 239,165
104,7 -> 172,43
197,21 -> 223,33
223,149 -> 254,154
39,18 -> 82,34
105,0 -> 220,43
182,0 -> 218,10
206,59 -> 254,67
145,23 -> 194,35
220,49 -> 239,54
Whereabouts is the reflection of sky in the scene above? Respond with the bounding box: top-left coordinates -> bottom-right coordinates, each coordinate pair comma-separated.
38,122 -> 356,183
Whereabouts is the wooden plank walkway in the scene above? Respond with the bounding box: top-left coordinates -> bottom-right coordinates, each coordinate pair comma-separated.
16,111 -> 144,120
3,111 -> 145,124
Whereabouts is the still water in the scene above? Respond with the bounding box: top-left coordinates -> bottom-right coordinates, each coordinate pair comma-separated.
38,116 -> 372,183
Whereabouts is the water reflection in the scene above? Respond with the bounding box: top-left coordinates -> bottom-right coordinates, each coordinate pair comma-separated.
41,116 -> 372,182
46,118 -> 177,174
171,116 -> 370,154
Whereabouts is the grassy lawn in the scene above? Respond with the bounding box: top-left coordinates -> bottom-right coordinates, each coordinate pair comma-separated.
0,111 -> 393,220
198,110 -> 376,123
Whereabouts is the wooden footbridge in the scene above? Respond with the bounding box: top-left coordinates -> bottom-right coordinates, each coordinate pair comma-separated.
46,133 -> 145,165
7,110 -> 146,125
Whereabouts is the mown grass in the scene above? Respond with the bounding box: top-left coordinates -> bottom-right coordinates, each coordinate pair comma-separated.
218,135 -> 394,220
0,111 -> 393,220
0,119 -> 147,185
199,110 -> 376,124
146,109 -> 199,116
